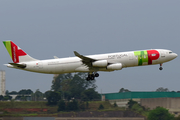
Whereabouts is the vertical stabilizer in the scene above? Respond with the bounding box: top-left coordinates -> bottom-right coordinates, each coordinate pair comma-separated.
3,41 -> 37,63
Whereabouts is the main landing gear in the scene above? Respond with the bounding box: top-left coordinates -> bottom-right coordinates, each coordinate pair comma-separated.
159,64 -> 163,70
86,73 -> 99,81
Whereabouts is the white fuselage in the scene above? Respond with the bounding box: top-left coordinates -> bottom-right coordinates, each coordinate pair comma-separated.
7,49 -> 177,74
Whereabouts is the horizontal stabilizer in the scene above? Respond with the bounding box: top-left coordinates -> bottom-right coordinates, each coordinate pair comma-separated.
54,56 -> 59,59
9,63 -> 26,68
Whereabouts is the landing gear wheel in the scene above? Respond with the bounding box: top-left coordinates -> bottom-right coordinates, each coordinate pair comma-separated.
88,74 -> 91,78
159,67 -> 163,70
159,64 -> 163,70
90,76 -> 95,80
86,77 -> 90,81
87,72 -> 100,81
91,74 -> 95,77
95,73 -> 99,77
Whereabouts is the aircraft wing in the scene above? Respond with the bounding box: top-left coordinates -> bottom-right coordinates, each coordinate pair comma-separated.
74,51 -> 97,68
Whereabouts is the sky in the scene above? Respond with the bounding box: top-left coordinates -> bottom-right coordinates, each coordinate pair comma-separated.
0,0 -> 180,93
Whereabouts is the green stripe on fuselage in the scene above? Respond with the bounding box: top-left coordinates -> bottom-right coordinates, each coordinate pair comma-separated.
3,41 -> 12,59
134,50 -> 148,66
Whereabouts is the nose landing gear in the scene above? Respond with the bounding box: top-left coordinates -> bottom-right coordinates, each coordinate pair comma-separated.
86,72 -> 99,81
159,64 -> 163,70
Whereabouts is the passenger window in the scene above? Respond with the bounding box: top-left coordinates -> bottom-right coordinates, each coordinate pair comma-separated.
152,54 -> 156,56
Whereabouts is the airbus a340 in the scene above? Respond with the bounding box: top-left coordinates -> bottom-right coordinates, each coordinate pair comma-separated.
3,41 -> 177,81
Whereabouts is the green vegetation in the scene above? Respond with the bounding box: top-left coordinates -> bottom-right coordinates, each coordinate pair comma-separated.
98,104 -> 104,110
113,102 -> 118,107
148,107 -> 174,120
45,73 -> 100,106
0,101 -> 122,117
127,99 -> 149,117
2,73 -> 180,118
119,88 -> 130,93
51,73 -> 100,100
127,100 -> 180,120
46,91 -> 61,105
127,99 -> 138,109
57,100 -> 66,111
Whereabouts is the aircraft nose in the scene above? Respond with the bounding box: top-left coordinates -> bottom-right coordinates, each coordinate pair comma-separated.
175,53 -> 178,57
173,53 -> 178,58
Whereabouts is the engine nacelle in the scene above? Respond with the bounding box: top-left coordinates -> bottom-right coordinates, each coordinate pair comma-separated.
107,63 -> 123,70
92,60 -> 108,67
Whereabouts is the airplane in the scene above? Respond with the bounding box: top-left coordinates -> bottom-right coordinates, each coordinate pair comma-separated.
3,40 -> 178,81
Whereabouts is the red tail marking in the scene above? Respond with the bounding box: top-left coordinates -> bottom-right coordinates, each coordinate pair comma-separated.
11,41 -> 27,63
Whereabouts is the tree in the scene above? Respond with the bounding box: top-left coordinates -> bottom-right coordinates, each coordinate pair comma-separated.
148,107 -> 174,120
5,90 -> 9,95
113,102 -> 118,107
81,88 -> 101,101
18,89 -> 33,95
57,100 -> 66,111
51,73 -> 97,100
26,89 -> 33,94
3,95 -> 12,101
51,73 -> 73,91
44,90 -> 51,98
20,96 -> 27,101
69,73 -> 97,99
98,104 -> 104,110
34,89 -> 43,101
127,99 -> 138,109
0,95 -> 4,100
46,91 -> 61,105
79,101 -> 86,111
71,99 -> 79,111
156,87 -> 169,92
119,88 -> 130,93
131,103 -> 143,113
9,91 -> 18,95
66,99 -> 79,111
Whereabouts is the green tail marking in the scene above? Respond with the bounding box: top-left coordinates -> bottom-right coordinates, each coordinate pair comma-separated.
3,41 -> 12,59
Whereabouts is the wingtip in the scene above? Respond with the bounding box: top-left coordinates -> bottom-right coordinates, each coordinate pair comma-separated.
74,51 -> 79,56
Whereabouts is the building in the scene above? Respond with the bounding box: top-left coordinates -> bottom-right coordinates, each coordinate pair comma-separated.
0,71 -> 5,96
102,92 -> 180,116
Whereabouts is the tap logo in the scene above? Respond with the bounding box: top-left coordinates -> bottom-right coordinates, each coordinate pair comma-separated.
134,50 -> 160,66
13,46 -> 17,63
3,41 -> 27,63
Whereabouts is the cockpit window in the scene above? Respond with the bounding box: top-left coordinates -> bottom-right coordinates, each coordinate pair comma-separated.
169,52 -> 173,54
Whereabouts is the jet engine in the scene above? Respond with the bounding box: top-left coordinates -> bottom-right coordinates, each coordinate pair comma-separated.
107,63 -> 122,70
92,60 -> 108,67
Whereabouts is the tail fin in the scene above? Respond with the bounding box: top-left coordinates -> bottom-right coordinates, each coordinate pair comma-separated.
3,41 -> 37,63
